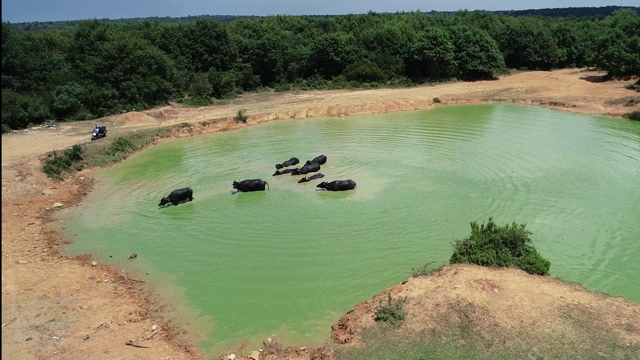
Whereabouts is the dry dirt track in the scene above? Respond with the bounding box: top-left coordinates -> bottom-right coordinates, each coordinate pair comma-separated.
2,69 -> 639,360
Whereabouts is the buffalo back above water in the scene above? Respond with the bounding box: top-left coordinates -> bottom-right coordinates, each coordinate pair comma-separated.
316,179 -> 356,191
305,154 -> 327,166
233,179 -> 270,192
275,157 -> 300,169
291,161 -> 321,175
298,173 -> 325,183
159,187 -> 194,206
273,168 -> 296,176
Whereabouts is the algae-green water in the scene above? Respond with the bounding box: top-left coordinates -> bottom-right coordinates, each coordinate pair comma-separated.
63,104 -> 640,354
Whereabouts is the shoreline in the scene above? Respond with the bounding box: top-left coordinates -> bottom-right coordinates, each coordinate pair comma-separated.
3,68 -> 639,360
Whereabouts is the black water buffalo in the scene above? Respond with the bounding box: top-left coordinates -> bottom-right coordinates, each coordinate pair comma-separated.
305,154 -> 327,166
159,187 -> 194,206
317,180 -> 356,191
291,161 -> 321,175
272,168 -> 296,176
298,173 -> 325,183
233,179 -> 270,192
275,157 -> 300,169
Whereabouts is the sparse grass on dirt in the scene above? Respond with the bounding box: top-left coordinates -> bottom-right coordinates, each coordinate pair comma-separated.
336,280 -> 640,360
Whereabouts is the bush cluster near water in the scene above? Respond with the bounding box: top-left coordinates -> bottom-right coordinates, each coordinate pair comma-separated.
449,217 -> 551,275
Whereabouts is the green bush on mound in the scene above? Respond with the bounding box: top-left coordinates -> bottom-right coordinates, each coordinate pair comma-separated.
450,217 -> 550,275
374,292 -> 406,326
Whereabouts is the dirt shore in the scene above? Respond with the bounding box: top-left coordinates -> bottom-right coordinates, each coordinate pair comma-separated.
2,69 -> 639,360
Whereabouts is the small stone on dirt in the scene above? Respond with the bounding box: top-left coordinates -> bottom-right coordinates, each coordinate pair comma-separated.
249,351 -> 260,360
52,203 -> 63,208
91,261 -> 97,266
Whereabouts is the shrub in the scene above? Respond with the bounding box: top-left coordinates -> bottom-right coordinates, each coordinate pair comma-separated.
624,110 -> 640,121
411,261 -> 445,277
234,109 -> 248,123
433,97 -> 442,103
42,144 -> 84,180
108,137 -> 136,155
274,83 -> 291,92
184,97 -> 211,107
374,292 -> 406,326
449,217 -> 550,275
624,81 -> 640,92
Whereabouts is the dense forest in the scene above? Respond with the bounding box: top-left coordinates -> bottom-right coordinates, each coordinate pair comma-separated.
2,7 -> 639,132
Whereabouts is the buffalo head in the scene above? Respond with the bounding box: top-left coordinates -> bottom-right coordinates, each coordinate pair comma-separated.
158,197 -> 170,206
316,182 -> 328,189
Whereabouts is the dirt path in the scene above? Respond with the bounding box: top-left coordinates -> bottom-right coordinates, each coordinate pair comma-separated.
2,69 -> 639,360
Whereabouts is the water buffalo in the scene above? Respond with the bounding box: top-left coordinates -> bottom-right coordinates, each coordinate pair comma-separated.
233,179 -> 270,192
273,168 -> 296,176
159,187 -> 194,206
298,173 -> 325,183
291,161 -> 321,175
305,154 -> 327,166
275,157 -> 300,169
317,180 -> 356,191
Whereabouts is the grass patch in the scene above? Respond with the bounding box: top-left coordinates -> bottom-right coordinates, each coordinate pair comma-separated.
180,96 -> 212,107
42,144 -> 84,181
625,98 -> 640,106
335,323 -> 512,360
624,82 -> 640,92
41,125 -> 177,179
411,261 -> 446,277
336,299 -> 640,360
82,128 -> 167,167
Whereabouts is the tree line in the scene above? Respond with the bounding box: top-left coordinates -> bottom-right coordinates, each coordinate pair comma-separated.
2,8 -> 639,132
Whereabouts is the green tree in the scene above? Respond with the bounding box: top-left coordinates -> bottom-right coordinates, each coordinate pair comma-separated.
499,17 -> 564,70
595,10 -> 640,77
342,59 -> 387,83
177,19 -> 238,73
450,25 -> 506,80
189,72 -> 213,99
310,32 -> 360,79
406,27 -> 457,80
99,33 -> 175,106
2,90 -> 51,130
207,70 -> 239,99
231,19 -> 306,86
52,82 -> 85,120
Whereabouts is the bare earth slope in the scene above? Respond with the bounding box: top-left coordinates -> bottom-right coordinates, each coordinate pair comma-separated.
2,69 -> 639,360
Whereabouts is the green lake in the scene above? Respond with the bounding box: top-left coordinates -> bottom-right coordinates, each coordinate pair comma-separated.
62,104 -> 640,355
